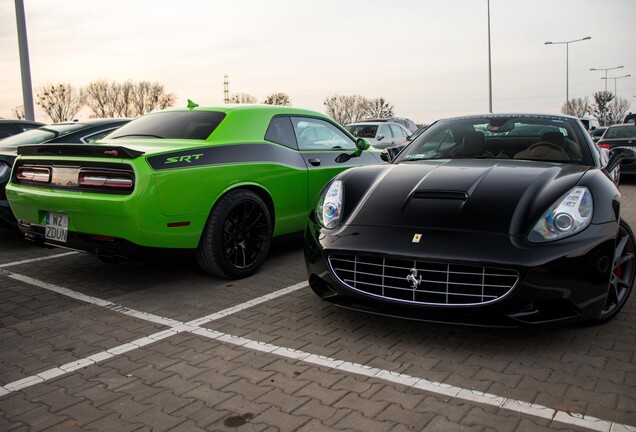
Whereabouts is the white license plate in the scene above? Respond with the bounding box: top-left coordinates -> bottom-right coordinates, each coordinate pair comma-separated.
45,212 -> 68,243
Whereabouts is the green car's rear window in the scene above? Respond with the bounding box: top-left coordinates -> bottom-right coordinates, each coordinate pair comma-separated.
107,111 -> 226,140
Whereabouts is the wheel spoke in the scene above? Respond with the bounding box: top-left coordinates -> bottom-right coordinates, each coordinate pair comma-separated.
614,235 -> 628,261
598,222 -> 636,321
614,252 -> 634,269
614,275 -> 630,290
243,213 -> 264,231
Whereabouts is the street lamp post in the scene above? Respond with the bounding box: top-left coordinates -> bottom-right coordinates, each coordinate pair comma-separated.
487,0 -> 492,113
14,0 -> 35,121
545,36 -> 592,107
601,74 -> 632,101
590,66 -> 624,92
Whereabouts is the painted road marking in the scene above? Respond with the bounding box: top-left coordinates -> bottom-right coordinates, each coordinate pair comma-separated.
0,251 -> 77,269
0,266 -> 633,431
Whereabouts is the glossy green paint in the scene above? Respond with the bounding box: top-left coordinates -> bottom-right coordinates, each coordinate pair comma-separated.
7,105 -> 381,250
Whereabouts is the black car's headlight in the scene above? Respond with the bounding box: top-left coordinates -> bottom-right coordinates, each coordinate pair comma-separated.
529,186 -> 593,242
0,161 -> 10,180
316,180 -> 343,229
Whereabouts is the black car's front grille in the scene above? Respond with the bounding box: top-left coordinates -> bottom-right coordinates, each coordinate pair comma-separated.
328,254 -> 518,306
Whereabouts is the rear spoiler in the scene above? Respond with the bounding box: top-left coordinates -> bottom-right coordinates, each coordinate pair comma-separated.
17,144 -> 145,159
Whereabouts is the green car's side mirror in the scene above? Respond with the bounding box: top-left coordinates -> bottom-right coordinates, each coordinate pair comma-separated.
356,138 -> 370,151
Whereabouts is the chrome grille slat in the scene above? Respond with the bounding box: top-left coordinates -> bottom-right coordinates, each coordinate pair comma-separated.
340,278 -> 501,299
328,254 -> 519,306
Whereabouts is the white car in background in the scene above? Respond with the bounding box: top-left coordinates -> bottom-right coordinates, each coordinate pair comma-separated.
345,121 -> 412,149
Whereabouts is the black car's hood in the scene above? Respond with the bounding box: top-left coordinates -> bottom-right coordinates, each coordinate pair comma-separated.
343,159 -> 589,235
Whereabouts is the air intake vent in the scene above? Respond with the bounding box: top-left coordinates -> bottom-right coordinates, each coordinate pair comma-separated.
328,253 -> 518,306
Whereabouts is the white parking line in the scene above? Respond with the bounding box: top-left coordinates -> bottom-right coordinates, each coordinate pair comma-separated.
0,251 -> 78,269
0,269 -> 633,431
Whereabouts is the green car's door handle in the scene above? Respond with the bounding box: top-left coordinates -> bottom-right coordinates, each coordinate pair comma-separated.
308,158 -> 321,166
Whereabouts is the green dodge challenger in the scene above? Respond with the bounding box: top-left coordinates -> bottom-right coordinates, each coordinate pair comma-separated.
6,105 -> 383,278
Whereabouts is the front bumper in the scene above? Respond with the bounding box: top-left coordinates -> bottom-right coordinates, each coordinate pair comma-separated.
304,218 -> 618,326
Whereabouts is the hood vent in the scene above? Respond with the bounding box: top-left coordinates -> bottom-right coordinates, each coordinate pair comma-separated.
412,190 -> 468,201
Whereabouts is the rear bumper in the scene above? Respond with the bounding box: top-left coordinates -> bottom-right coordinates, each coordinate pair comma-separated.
18,220 -> 141,259
7,183 -> 206,250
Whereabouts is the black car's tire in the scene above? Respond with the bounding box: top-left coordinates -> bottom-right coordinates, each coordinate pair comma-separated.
592,218 -> 635,324
196,189 -> 272,279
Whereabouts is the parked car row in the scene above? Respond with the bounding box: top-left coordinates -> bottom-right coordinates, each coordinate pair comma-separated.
345,120 -> 412,149
0,119 -> 44,139
3,108 -> 636,327
0,119 -> 131,225
596,123 -> 636,176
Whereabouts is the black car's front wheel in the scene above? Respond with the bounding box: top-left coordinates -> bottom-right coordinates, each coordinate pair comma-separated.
196,189 -> 272,279
593,219 -> 635,324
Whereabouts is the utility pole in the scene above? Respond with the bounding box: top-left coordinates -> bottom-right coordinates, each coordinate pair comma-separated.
487,0 -> 492,113
224,74 -> 229,104
14,0 -> 35,120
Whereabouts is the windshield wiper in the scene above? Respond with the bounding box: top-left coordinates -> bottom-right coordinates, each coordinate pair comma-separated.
111,134 -> 164,139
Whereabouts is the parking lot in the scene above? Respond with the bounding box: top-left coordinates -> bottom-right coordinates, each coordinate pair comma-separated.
0,182 -> 635,432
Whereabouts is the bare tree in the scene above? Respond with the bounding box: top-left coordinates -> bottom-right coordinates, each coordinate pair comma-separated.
130,81 -> 175,116
561,97 -> 590,118
323,94 -> 368,125
35,83 -> 84,122
230,93 -> 257,104
114,81 -> 136,117
84,80 -> 119,118
609,97 -> 631,125
363,97 -> 394,118
84,80 -> 175,118
588,91 -> 614,126
263,92 -> 291,106
12,105 -> 25,120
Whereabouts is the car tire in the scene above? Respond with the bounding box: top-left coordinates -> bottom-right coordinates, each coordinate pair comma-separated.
196,189 -> 272,279
591,218 -> 635,324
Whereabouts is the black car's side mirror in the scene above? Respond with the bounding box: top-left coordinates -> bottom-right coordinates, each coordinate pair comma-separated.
381,146 -> 402,162
376,135 -> 384,141
605,146 -> 636,173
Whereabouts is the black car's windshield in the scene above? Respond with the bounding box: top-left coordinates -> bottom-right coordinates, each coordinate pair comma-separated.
107,111 -> 226,140
396,116 -> 590,164
0,123 -> 86,148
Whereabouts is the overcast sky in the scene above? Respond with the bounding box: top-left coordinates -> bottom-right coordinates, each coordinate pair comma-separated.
1,0 -> 635,124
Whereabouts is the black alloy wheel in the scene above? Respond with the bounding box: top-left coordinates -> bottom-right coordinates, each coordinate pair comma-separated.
594,219 -> 635,323
196,189 -> 272,279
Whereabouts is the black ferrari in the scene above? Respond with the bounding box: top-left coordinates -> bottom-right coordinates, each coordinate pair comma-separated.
305,114 -> 636,326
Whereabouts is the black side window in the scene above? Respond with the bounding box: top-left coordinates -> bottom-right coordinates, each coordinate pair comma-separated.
291,117 -> 356,151
390,124 -> 406,138
108,111 -> 226,140
265,116 -> 297,149
378,124 -> 392,139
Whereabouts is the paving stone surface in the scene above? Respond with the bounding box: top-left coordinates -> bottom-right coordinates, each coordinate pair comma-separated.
0,179 -> 635,431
